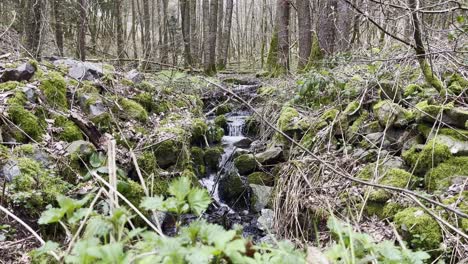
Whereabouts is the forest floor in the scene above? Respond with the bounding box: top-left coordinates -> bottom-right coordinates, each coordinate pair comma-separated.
0,53 -> 467,263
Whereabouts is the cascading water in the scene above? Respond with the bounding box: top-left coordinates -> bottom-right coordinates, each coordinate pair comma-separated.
200,113 -> 250,211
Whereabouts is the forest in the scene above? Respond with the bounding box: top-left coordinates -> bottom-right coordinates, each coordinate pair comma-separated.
0,0 -> 467,263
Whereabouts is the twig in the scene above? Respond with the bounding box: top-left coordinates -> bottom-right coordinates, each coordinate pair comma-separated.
0,205 -> 60,260
201,77 -> 468,219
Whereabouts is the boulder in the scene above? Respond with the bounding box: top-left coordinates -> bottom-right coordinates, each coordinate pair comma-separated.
415,101 -> 468,129
54,59 -> 105,81
125,69 -> 145,84
79,94 -> 107,117
254,147 -> 283,165
429,135 -> 468,156
250,184 -> 272,212
257,209 -> 274,231
234,154 -> 256,175
378,81 -> 402,102
21,84 -> 38,102
66,140 -> 96,156
373,100 -> 414,128
218,169 -> 248,210
233,137 -> 252,148
247,172 -> 275,186
0,62 -> 36,82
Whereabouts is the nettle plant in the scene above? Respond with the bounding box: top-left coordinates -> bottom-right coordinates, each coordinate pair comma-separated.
325,218 -> 430,264
32,177 -> 306,263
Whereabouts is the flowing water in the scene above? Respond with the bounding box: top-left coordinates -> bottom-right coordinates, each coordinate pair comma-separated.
200,113 -> 250,212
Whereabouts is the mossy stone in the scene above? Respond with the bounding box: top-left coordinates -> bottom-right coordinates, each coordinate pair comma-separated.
234,154 -> 256,175
214,115 -> 228,132
55,116 -> 83,142
204,147 -> 223,170
154,140 -> 182,169
402,139 -> 452,175
394,207 -> 442,251
39,71 -> 68,109
382,201 -> 405,219
190,147 -> 205,165
118,98 -> 148,122
373,100 -> 414,127
133,92 -> 157,113
191,119 -> 208,144
137,151 -> 157,175
207,126 -> 224,144
247,172 -> 274,186
425,157 -> 468,191
7,96 -> 44,142
215,104 -> 232,116
117,179 -> 145,207
404,84 -> 424,97
278,107 -> 300,132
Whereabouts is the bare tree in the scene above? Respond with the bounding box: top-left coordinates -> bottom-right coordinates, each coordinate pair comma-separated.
296,0 -> 311,70
77,0 -> 87,61
267,0 -> 290,74
115,0 -> 125,61
204,0 -> 218,75
180,0 -> 192,67
52,0 -> 64,56
24,0 -> 43,58
217,0 -> 233,70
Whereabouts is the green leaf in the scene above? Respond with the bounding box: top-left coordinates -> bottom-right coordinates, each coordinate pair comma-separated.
38,208 -> 66,224
89,153 -> 102,168
32,240 -> 59,257
68,208 -> 92,225
456,15 -> 465,24
87,243 -> 126,262
83,217 -> 112,238
140,196 -> 165,211
168,177 -> 192,200
187,188 -> 211,215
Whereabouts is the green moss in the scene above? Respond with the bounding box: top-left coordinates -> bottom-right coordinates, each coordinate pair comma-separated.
266,27 -> 287,76
207,126 -> 224,144
134,81 -> 154,91
215,104 -> 232,116
402,139 -> 452,175
373,100 -> 414,127
234,154 -> 256,175
347,112 -> 372,139
13,144 -> 34,155
154,140 -> 182,169
190,147 -> 205,165
247,172 -> 274,186
191,119 -> 208,144
117,180 -> 145,207
415,100 -> 454,122
0,81 -> 22,91
343,101 -> 359,115
304,33 -> 323,70
419,59 -> 445,94
151,176 -> 170,196
418,123 -> 468,141
245,116 -> 260,137
55,116 -> 83,142
364,201 -> 385,218
91,113 -> 113,131
214,115 -> 228,131
77,81 -> 99,94
39,71 -> 68,109
442,192 -> 468,232
137,151 -> 157,175
133,92 -> 157,112
425,157 -> 468,191
118,98 -> 148,122
204,147 -> 223,170
321,109 -> 339,122
7,102 -> 44,142
278,107 -> 300,132
404,84 -> 423,97
382,201 -> 405,219
394,207 -> 442,251
10,158 -> 70,216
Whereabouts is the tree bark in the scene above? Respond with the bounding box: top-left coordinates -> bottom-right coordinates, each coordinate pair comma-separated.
115,0 -> 125,61
218,0 -> 233,70
203,0 -> 217,75
52,0 -> 64,56
277,0 -> 290,72
24,0 -> 43,58
189,0 -> 199,65
318,0 -> 337,55
77,0 -> 87,61
142,0 -> 151,65
296,0 -> 311,70
216,0 -> 224,61
180,0 -> 192,67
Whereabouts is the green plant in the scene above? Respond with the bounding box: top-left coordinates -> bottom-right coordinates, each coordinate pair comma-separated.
325,218 -> 430,264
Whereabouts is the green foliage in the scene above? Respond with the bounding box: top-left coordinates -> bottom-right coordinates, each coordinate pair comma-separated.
425,157 -> 468,191
7,92 -> 44,142
325,218 -> 430,264
141,176 -> 211,216
191,119 -> 208,144
117,98 -> 149,122
55,116 -> 83,142
402,139 -> 452,176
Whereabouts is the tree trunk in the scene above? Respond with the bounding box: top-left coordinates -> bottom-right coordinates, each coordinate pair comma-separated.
189,0 -> 199,65
131,0 -> 138,58
216,0 -> 224,61
408,0 -> 444,93
77,0 -> 87,61
218,0 -> 233,70
277,0 -> 290,72
142,0 -> 151,65
180,0 -> 192,67
24,0 -> 43,58
115,0 -> 125,61
296,0 -> 311,70
52,0 -> 64,56
203,0 -> 217,75
318,0 -> 337,55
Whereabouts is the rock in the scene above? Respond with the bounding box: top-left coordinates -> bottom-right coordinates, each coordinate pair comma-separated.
446,107 -> 468,129
65,140 -> 96,156
428,134 -> 468,156
363,132 -> 391,148
250,184 -> 272,212
54,59 -> 105,81
79,94 -> 107,117
249,140 -> 266,153
0,62 -> 36,82
254,147 -> 283,165
415,101 -> 468,129
381,155 -> 405,169
204,147 -> 223,170
218,169 -> 249,210
21,84 -> 38,102
233,137 -> 252,148
234,154 -> 256,175
373,100 -> 414,128
257,209 -> 274,231
233,148 -> 251,158
247,172 -> 275,186
378,81 -> 402,102
2,160 -> 20,182
125,69 -> 144,83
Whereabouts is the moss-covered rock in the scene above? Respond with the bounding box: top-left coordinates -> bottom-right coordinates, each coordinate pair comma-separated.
425,157 -> 468,191
247,172 -> 274,186
9,158 -> 70,216
373,100 -> 414,127
137,151 -> 157,175
117,179 -> 145,207
55,116 -> 83,142
191,119 -> 208,144
117,98 -> 148,122
244,116 -> 260,137
214,115 -> 228,132
382,201 -> 406,219
278,107 -> 300,132
402,139 -> 452,175
39,71 -> 68,109
7,92 -> 44,142
215,104 -> 232,116
154,140 -> 183,169
218,170 -> 248,210
204,147 -> 223,170
403,84 -> 424,97
234,154 -> 256,175
190,147 -> 205,165
394,207 -> 442,251
0,81 -> 23,91
133,92 -> 157,113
